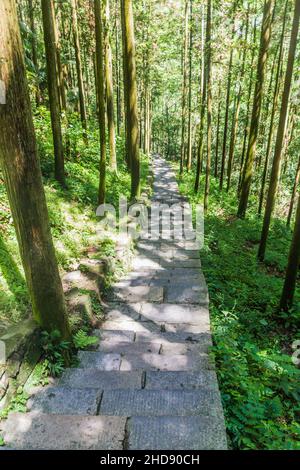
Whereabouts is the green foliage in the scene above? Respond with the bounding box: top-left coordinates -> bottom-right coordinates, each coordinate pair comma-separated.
73,329 -> 98,350
40,330 -> 71,378
0,387 -> 29,419
179,170 -> 300,450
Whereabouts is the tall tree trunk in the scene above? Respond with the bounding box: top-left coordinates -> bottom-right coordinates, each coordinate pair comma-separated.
115,6 -> 122,135
258,1 -> 287,215
180,0 -> 189,174
103,0 -> 117,171
41,0 -> 65,186
237,0 -> 274,218
258,0 -> 300,261
120,0 -> 130,167
0,0 -> 70,339
51,1 -> 66,112
186,0 -> 193,171
219,13 -> 235,190
287,156 -> 300,227
122,0 -> 140,199
226,6 -> 249,191
280,194 -> 300,311
94,0 -> 106,205
27,0 -> 41,106
71,0 -> 87,131
214,81 -> 221,178
204,0 -> 212,212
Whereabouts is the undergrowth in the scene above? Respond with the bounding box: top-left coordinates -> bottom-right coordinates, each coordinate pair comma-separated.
178,168 -> 300,450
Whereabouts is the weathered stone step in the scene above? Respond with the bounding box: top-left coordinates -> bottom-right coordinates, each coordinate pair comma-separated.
140,303 -> 210,325
127,415 -> 227,450
144,370 -> 218,390
77,351 -> 121,370
134,330 -> 212,347
59,369 -> 143,389
165,286 -> 208,304
98,341 -> 161,355
132,257 -> 201,271
93,329 -> 136,343
100,389 -> 222,417
105,286 -> 164,303
120,352 -> 211,371
28,387 -> 102,415
2,413 -> 126,450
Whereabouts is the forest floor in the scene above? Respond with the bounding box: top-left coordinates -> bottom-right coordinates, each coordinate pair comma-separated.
178,169 -> 300,450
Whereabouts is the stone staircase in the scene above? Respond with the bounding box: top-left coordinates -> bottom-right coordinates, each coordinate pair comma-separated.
1,156 -> 227,450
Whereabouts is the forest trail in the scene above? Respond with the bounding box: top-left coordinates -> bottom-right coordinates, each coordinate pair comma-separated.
2,156 -> 227,450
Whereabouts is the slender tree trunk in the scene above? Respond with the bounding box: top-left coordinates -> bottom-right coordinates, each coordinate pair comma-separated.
103,0 -> 117,171
204,0 -> 212,212
180,0 -> 189,174
227,6 -> 249,191
115,7 -> 122,135
287,156 -> 300,227
94,0 -> 106,205
51,1 -> 66,112
122,0 -> 140,199
258,0 -> 300,261
71,0 -> 87,131
27,0 -> 41,106
214,81 -> 221,178
280,194 -> 300,311
219,14 -> 235,190
237,0 -> 274,218
0,0 -> 70,339
41,0 -> 65,186
186,0 -> 193,171
120,0 -> 130,167
258,1 -> 287,215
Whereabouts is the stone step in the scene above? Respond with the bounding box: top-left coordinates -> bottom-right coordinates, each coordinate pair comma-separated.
98,341 -> 161,355
93,329 -> 136,343
2,413 -> 126,450
99,389 -> 223,417
59,369 -> 143,389
140,303 -> 210,325
165,286 -> 209,305
77,351 -> 121,370
134,330 -> 212,347
127,415 -> 227,450
144,370 -> 218,390
119,352 -> 211,371
105,286 -> 164,303
28,387 -> 102,415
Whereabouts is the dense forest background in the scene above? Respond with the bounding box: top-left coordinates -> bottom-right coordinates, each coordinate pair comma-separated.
0,0 -> 299,450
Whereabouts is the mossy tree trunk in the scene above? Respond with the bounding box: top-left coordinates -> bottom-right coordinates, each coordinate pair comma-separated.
94,0 -> 106,205
103,0 -> 117,171
41,0 -> 65,186
0,0 -> 70,340
121,0 -> 140,199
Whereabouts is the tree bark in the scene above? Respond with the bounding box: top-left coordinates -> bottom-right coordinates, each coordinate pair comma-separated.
237,0 -> 274,218
94,0 -> 106,205
287,156 -> 300,227
121,0 -> 140,199
258,0 -> 300,260
41,0 -> 65,186
180,0 -> 189,174
204,0 -> 212,212
0,0 -> 70,339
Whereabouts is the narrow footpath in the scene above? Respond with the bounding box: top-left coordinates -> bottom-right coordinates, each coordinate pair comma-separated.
3,156 -> 227,450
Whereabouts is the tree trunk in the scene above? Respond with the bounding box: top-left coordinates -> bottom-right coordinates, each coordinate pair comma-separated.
258,0 -> 300,261
103,0 -> 117,171
27,0 -> 41,106
237,0 -> 274,218
0,0 -> 70,339
214,81 -> 221,178
280,194 -> 300,311
287,156 -> 300,227
121,0 -> 140,199
41,0 -> 65,186
186,0 -> 193,171
71,0 -> 87,132
94,0 -> 106,205
204,0 -> 212,212
258,1 -> 287,216
180,0 -> 189,174
120,0 -> 130,167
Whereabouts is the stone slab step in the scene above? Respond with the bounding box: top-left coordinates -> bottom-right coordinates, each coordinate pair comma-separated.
140,303 -> 210,325
98,341 -> 161,355
59,369 -> 143,389
119,352 -> 211,371
144,370 -> 219,390
134,330 -> 212,346
93,329 -> 136,343
127,416 -> 227,450
77,351 -> 121,370
2,413 -> 126,450
165,286 -> 209,305
105,286 -> 164,303
102,302 -> 141,321
100,389 -> 222,417
28,387 -> 102,415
